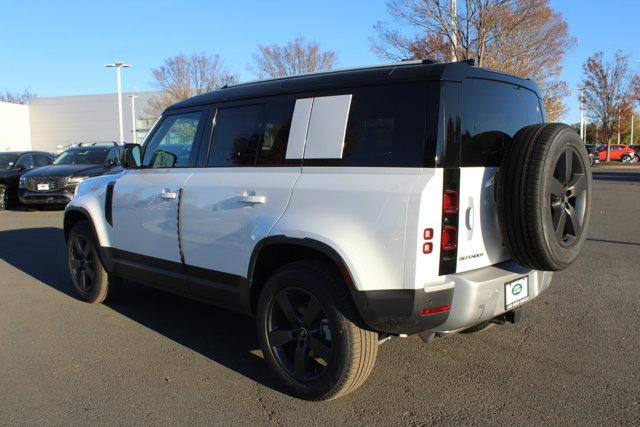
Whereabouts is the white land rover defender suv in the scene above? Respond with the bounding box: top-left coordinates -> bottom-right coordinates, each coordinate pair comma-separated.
64,60 -> 591,400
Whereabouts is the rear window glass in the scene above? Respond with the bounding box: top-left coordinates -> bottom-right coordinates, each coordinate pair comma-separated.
208,104 -> 264,167
462,79 -> 543,167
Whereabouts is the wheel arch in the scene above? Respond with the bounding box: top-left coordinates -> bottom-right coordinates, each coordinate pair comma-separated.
246,236 -> 357,314
64,207 -> 115,273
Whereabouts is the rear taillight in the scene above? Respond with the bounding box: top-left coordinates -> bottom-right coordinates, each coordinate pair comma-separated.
441,226 -> 457,251
443,190 -> 458,215
438,169 -> 460,275
423,228 -> 434,254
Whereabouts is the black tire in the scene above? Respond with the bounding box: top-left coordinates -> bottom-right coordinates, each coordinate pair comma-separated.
257,260 -> 378,401
0,184 -> 10,211
66,220 -> 121,303
497,123 -> 592,271
621,155 -> 632,163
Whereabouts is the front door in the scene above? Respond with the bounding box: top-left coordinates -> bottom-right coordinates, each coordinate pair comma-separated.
110,108 -> 206,290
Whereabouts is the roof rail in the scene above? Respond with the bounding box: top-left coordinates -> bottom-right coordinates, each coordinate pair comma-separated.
220,59 -> 442,90
74,141 -> 119,147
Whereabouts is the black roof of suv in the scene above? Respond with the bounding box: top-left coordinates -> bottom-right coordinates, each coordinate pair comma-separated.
169,60 -> 540,111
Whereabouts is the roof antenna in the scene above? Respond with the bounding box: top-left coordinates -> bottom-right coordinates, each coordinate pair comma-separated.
462,58 -> 475,66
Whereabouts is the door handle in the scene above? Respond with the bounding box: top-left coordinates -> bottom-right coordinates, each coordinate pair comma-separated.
238,192 -> 266,204
159,189 -> 178,200
465,205 -> 474,230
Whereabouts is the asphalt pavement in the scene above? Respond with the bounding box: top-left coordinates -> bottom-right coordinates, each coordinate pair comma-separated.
0,170 -> 639,425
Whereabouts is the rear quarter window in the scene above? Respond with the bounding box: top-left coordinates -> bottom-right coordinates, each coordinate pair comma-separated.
461,79 -> 543,167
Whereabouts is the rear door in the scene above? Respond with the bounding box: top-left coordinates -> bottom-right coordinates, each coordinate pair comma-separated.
180,96 -> 301,304
456,79 -> 544,273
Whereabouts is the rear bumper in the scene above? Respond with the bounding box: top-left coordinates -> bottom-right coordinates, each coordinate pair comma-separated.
19,188 -> 75,205
432,261 -> 552,333
351,260 -> 552,335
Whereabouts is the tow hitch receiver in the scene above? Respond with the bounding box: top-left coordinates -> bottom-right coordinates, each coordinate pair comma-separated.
490,308 -> 522,325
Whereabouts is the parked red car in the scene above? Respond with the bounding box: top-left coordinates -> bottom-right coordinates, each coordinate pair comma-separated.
598,144 -> 638,162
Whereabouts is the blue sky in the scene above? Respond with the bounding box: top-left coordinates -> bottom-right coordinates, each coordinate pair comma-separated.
1,0 -> 637,123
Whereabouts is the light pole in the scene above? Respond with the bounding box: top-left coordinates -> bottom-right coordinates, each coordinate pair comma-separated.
129,95 -> 138,144
574,87 -> 585,141
105,62 -> 131,143
632,61 -> 639,145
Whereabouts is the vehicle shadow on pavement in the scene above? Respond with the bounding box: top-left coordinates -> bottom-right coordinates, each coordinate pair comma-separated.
592,170 -> 640,182
0,226 -> 288,396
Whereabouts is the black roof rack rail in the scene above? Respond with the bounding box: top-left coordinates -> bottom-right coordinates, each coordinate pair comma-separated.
74,141 -> 119,147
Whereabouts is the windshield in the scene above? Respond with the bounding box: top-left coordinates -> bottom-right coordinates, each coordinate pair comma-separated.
53,149 -> 109,165
0,153 -> 19,170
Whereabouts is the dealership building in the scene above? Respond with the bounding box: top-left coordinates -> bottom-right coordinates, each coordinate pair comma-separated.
0,91 -> 161,153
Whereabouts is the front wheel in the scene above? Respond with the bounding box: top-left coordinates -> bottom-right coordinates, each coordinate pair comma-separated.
622,155 -> 632,163
67,220 -> 121,303
0,185 -> 10,210
257,261 -> 378,401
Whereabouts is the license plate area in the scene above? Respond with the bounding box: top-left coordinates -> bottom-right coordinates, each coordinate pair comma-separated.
504,276 -> 529,310
37,183 -> 50,191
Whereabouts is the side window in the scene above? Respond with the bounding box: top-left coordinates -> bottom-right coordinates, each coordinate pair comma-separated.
462,79 -> 541,166
106,148 -> 120,165
16,154 -> 34,169
33,154 -> 52,166
341,84 -> 428,167
208,104 -> 264,167
142,111 -> 203,168
257,98 -> 294,165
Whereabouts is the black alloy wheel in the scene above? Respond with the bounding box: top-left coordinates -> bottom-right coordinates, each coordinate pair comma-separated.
266,287 -> 334,382
69,234 -> 97,293
550,147 -> 588,248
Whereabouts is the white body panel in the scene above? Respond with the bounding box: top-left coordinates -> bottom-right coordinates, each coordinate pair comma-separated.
303,95 -> 352,159
456,167 -> 509,273
110,168 -> 193,263
67,173 -> 123,247
180,167 -> 300,276
406,168 -> 446,290
271,167 -> 424,291
285,99 -> 313,159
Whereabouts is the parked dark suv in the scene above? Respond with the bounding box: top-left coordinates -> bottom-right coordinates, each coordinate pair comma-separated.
0,151 -> 55,210
19,143 -> 123,207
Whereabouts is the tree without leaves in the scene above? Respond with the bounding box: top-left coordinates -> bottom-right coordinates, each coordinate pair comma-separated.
148,52 -> 239,116
371,0 -> 575,121
1,89 -> 35,105
581,51 -> 640,160
249,37 -> 337,79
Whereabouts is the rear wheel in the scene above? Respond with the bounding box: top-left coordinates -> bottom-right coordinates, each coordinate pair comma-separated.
257,261 -> 378,401
622,155 -> 632,163
67,220 -> 121,303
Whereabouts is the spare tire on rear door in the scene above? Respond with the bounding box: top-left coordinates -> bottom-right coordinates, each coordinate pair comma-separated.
497,123 -> 591,271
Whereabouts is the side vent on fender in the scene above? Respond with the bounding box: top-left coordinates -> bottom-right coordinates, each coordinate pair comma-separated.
105,181 -> 116,226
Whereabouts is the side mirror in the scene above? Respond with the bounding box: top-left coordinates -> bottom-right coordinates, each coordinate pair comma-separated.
15,164 -> 25,172
149,150 -> 178,168
121,143 -> 142,169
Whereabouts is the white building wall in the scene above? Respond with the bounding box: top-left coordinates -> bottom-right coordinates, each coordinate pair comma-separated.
0,101 -> 32,152
28,91 -> 160,153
